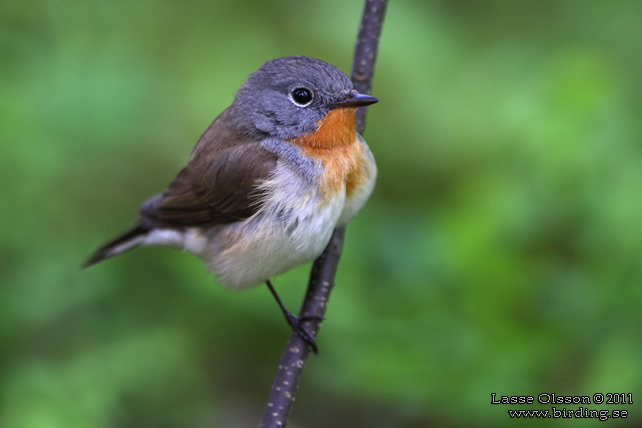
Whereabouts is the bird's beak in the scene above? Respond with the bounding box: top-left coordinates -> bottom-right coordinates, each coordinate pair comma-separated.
333,92 -> 379,108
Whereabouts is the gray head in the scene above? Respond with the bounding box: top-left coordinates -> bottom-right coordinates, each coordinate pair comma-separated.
229,56 -> 378,140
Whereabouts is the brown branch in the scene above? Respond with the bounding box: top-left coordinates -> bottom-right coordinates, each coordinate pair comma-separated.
352,0 -> 388,134
259,1 -> 388,427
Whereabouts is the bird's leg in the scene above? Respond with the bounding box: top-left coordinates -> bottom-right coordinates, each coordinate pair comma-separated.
265,280 -> 324,354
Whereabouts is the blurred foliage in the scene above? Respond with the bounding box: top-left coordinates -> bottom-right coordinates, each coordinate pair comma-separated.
1,0 -> 641,427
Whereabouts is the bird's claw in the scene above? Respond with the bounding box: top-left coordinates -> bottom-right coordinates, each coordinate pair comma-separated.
284,312 -> 321,354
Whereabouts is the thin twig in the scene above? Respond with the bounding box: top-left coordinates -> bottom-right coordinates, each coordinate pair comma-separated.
259,1 -> 388,427
352,0 -> 388,134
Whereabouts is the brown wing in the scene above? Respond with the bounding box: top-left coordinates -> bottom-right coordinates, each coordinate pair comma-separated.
140,109 -> 278,228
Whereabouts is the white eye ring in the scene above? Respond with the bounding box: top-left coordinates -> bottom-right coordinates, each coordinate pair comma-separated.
289,87 -> 314,107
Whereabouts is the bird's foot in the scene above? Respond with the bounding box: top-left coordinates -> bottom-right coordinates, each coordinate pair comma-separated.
283,312 -> 324,354
265,279 -> 325,354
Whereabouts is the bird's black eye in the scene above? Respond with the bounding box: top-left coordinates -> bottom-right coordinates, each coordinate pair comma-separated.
290,87 -> 314,106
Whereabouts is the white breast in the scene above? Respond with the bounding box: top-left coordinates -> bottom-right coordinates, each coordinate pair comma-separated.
196,162 -> 346,289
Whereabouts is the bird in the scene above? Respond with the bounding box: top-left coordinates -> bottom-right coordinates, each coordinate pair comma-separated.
85,56 -> 378,352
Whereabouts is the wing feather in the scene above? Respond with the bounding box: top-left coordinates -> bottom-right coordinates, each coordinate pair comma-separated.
140,109 -> 277,227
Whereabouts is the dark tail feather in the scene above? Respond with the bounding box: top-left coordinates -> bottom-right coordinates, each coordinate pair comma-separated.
84,225 -> 149,268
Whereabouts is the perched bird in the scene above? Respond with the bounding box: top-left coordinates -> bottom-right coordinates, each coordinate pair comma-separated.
85,56 -> 378,351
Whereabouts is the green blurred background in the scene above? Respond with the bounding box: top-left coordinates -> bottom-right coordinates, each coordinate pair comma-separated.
2,0 -> 641,426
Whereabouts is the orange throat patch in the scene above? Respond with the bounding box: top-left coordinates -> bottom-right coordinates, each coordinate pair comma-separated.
292,107 -> 357,149
291,108 -> 367,199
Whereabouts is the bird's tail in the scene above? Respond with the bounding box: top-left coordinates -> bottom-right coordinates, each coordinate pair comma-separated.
84,224 -> 149,268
